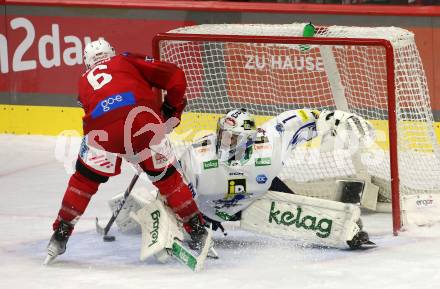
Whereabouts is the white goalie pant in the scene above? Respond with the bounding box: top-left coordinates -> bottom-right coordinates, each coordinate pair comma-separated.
240,191 -> 361,248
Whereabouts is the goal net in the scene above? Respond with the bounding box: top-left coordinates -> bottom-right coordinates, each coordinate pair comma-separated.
153,23 -> 440,233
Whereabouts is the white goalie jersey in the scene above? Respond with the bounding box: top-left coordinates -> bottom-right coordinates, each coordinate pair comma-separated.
179,109 -> 318,222
111,108 -> 374,250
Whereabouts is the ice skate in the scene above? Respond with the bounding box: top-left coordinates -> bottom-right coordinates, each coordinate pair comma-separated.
44,220 -> 73,265
347,230 -> 376,250
185,214 -> 212,252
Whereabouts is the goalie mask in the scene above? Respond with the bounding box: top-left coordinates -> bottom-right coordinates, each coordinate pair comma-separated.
216,108 -> 257,162
84,39 -> 116,69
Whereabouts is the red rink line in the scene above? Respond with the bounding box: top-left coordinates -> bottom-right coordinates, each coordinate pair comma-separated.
5,0 -> 440,17
0,160 -> 55,178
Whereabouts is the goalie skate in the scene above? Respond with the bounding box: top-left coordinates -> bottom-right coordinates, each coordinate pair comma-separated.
347,230 -> 376,250
170,226 -> 213,272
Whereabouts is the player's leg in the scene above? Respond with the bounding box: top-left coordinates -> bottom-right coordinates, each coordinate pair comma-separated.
46,160 -> 109,263
46,136 -> 122,264
139,151 -> 208,249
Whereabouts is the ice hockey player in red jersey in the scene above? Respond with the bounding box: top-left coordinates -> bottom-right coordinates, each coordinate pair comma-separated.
45,39 -> 209,264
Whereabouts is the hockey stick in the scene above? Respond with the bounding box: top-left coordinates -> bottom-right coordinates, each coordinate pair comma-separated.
95,173 -> 140,241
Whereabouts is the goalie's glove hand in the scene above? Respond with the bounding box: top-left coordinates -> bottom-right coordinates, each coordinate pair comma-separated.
161,98 -> 187,130
317,110 -> 375,143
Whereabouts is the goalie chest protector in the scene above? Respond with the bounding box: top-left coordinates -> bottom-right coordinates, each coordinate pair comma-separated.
180,134 -> 284,223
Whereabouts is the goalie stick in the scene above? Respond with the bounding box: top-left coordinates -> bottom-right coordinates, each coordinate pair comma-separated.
95,174 -> 140,241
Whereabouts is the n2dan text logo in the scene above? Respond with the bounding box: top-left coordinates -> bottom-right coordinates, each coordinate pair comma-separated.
0,17 -> 94,73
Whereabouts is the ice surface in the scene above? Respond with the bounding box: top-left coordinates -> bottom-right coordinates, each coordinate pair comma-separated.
1,135 -> 440,289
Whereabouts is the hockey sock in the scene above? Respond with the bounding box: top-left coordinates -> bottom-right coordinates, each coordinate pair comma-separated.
153,170 -> 202,230
52,171 -> 101,233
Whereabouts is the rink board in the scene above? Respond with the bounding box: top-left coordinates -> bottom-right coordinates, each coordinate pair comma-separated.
1,104 -> 440,152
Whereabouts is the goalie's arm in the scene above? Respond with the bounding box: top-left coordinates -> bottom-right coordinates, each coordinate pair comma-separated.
316,110 -> 376,142
261,109 -> 319,154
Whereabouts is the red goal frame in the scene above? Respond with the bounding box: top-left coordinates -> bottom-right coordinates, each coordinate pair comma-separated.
153,33 -> 401,235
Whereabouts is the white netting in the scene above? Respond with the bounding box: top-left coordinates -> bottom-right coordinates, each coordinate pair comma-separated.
157,23 -> 440,202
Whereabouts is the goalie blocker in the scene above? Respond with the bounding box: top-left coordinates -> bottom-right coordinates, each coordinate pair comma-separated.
111,188 -> 372,250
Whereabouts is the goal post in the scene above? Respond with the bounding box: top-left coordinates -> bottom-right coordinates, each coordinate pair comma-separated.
152,24 -> 440,235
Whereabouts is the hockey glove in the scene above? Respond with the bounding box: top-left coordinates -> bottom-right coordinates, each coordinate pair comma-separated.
317,110 -> 375,143
161,98 -> 186,127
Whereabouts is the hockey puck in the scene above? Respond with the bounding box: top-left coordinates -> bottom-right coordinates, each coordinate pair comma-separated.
103,235 -> 116,242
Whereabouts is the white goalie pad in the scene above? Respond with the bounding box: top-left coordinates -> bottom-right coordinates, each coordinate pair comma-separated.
130,199 -> 184,262
284,178 -> 379,211
402,194 -> 440,227
108,188 -> 156,234
240,191 -> 361,248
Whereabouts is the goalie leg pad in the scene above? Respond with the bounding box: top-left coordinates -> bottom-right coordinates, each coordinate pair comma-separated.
109,188 -> 155,234
240,191 -> 361,248
130,199 -> 184,262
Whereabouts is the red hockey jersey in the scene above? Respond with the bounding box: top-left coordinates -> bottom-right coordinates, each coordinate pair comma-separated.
77,53 -> 187,134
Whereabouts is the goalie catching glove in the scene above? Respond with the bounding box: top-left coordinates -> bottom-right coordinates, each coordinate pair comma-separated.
316,109 -> 375,144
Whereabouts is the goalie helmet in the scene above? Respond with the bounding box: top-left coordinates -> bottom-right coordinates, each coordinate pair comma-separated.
83,39 -> 116,69
216,108 -> 257,162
